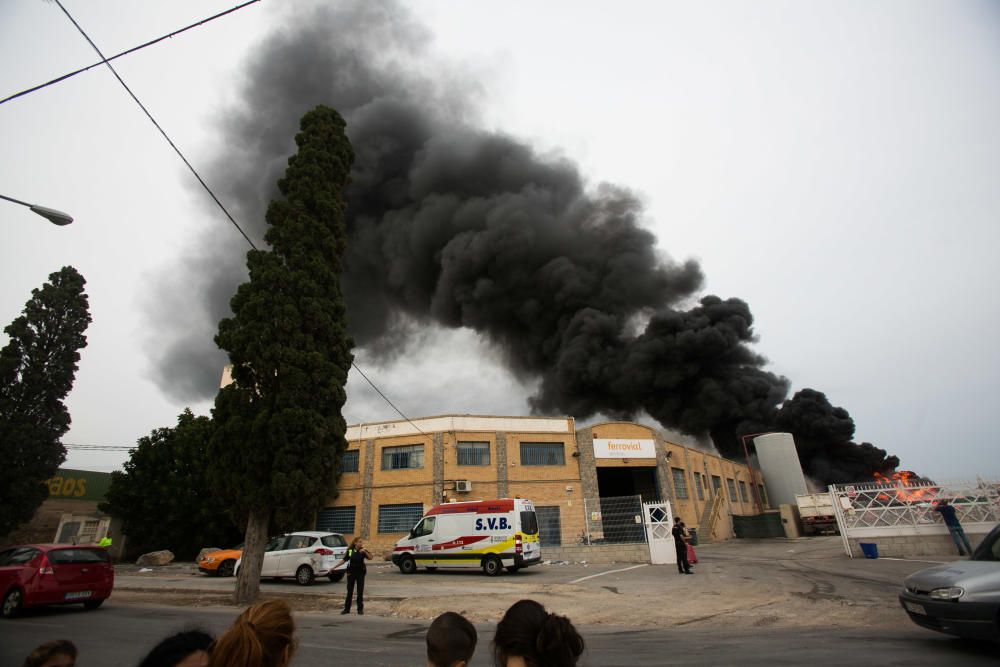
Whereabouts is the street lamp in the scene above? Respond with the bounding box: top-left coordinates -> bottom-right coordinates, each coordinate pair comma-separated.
0,193 -> 73,226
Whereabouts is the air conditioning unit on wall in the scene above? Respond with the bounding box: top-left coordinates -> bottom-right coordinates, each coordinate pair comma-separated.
455,480 -> 472,493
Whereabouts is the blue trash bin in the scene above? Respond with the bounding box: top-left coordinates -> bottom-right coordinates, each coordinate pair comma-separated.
860,542 -> 878,559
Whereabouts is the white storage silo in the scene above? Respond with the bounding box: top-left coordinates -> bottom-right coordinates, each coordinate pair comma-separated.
754,432 -> 808,507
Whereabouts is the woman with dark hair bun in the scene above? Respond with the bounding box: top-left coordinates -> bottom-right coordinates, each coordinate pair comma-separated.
492,599 -> 585,667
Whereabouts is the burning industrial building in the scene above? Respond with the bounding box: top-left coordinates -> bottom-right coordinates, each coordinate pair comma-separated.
147,1 -> 898,486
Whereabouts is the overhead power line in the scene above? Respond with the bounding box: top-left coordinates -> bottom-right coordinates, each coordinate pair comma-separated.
52,0 -> 258,250
49,1 -> 421,436
351,362 -> 426,435
64,444 -> 135,451
0,0 -> 261,107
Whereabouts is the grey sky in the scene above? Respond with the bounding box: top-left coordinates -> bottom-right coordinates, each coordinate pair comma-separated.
1,1 -> 997,480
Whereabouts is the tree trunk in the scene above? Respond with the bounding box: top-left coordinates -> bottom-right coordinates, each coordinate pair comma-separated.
234,508 -> 269,605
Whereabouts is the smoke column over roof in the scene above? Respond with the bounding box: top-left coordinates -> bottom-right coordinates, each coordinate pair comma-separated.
145,1 -> 899,484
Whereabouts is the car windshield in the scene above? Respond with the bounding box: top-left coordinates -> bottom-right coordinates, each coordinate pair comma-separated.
49,548 -> 110,564
0,547 -> 40,566
970,525 -> 1000,561
322,535 -> 346,548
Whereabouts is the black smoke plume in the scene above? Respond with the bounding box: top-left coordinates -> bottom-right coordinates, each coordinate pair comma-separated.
146,1 -> 899,485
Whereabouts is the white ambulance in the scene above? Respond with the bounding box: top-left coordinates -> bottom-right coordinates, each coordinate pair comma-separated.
391,498 -> 542,576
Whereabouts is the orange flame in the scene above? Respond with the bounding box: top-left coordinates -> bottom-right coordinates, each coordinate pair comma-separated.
872,471 -> 935,503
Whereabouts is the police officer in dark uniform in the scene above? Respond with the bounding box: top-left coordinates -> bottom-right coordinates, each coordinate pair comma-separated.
341,537 -> 373,615
672,516 -> 693,574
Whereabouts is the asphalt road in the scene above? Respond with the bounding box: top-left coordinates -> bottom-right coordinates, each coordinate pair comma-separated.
1,601 -> 997,666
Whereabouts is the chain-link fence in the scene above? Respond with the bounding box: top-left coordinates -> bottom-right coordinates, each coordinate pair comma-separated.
581,495 -> 647,545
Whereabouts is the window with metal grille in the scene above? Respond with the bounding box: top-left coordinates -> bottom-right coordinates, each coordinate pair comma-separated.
340,450 -> 359,473
381,444 -> 424,470
671,467 -> 689,499
712,475 -> 722,496
758,484 -> 768,508
316,506 -> 356,535
378,503 -> 424,533
738,480 -> 749,503
693,472 -> 705,500
457,441 -> 490,466
520,442 -> 565,466
535,506 -> 562,546
726,478 -> 738,502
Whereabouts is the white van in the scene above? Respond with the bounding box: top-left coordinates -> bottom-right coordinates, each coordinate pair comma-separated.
392,498 -> 542,576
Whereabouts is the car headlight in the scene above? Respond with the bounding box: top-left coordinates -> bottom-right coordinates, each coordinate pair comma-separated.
203,557 -> 216,564
929,587 -> 964,600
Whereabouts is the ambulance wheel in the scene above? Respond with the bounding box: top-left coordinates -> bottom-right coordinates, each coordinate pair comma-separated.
328,572 -> 344,583
295,565 -> 315,586
425,566 -> 437,572
482,556 -> 503,576
399,556 -> 417,574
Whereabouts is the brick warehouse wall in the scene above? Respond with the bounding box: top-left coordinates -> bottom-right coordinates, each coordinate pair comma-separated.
542,543 -> 650,564
326,415 -> 766,556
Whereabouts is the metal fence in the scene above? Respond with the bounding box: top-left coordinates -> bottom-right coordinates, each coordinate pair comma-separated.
830,478 -> 1000,531
581,495 -> 648,545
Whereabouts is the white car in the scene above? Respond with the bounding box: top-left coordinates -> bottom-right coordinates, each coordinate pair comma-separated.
235,531 -> 348,585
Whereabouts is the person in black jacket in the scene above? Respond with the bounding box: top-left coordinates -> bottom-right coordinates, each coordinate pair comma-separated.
672,516 -> 693,574
341,537 -> 373,615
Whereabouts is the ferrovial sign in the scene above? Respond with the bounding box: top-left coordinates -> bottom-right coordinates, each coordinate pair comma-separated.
593,438 -> 656,459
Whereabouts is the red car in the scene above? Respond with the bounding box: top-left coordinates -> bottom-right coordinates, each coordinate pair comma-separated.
1,544 -> 114,618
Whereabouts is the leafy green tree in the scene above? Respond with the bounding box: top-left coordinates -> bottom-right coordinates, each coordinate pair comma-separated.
0,266 -> 91,537
100,409 -> 243,559
211,105 -> 355,603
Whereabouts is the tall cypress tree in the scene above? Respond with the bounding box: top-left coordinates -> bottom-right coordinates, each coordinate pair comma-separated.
210,105 -> 355,603
0,266 -> 91,537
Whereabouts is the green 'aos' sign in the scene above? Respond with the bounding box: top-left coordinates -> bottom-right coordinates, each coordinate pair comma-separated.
46,468 -> 111,502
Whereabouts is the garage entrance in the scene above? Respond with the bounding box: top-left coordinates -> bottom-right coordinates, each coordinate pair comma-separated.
596,466 -> 660,501
589,466 -> 660,544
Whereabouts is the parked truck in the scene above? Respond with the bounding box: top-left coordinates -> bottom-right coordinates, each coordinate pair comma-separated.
795,493 -> 840,536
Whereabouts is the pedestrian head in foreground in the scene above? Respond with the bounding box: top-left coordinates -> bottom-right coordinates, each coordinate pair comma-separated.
22,639 -> 77,667
208,599 -> 297,667
138,629 -> 213,667
426,611 -> 478,667
492,599 -> 585,667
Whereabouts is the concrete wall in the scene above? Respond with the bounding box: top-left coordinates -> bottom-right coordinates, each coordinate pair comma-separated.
541,543 -> 650,564
847,526 -> 993,559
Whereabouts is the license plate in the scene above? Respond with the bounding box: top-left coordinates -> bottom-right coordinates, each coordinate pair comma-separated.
903,601 -> 925,615
65,591 -> 92,600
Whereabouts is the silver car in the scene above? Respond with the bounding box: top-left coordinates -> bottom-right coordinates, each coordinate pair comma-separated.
235,531 -> 348,585
899,523 -> 1000,641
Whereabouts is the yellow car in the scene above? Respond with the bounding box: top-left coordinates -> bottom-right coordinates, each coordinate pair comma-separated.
198,544 -> 243,577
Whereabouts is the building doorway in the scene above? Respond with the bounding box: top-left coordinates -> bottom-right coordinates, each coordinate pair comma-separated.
592,467 -> 660,544
596,466 -> 660,501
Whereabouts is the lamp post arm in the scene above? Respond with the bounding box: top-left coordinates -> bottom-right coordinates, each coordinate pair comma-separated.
1,194 -> 74,225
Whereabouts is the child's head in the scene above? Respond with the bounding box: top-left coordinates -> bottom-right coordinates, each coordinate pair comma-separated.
426,611 -> 477,667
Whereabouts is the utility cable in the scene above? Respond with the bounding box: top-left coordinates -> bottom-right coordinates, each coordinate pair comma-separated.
52,0 -> 258,250
52,2 -> 420,433
351,361 -> 426,435
64,444 -> 135,451
0,0 -> 260,107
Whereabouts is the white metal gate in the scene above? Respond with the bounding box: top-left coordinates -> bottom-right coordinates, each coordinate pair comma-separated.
643,501 -> 676,565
